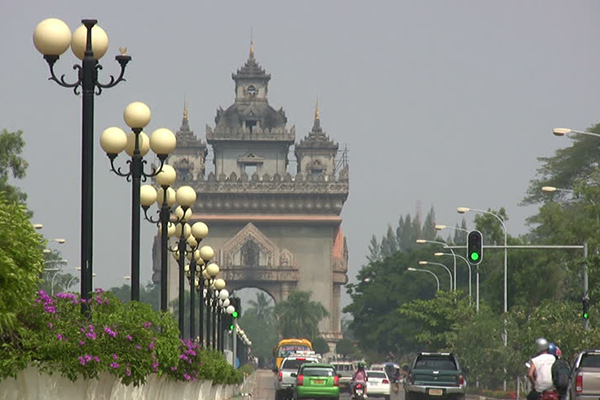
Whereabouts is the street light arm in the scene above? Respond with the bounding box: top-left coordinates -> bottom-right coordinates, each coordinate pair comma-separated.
95,53 -> 131,90
43,55 -> 81,90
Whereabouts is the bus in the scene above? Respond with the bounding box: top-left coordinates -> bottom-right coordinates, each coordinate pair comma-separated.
273,338 -> 313,369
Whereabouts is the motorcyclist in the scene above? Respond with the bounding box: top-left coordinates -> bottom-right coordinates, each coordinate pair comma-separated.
527,338 -> 556,400
352,362 -> 368,398
548,344 -> 569,400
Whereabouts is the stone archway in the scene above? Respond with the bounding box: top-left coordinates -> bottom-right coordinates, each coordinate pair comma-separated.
216,223 -> 299,304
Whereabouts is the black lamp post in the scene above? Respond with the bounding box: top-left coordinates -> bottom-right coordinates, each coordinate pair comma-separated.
201,248 -> 219,346
168,213 -> 209,337
140,166 -> 177,311
213,280 -> 227,351
34,18 -> 131,305
100,103 -> 176,301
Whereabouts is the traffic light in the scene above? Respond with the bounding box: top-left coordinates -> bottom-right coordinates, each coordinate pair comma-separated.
467,230 -> 483,265
583,297 -> 590,320
223,313 -> 234,331
229,297 -> 241,329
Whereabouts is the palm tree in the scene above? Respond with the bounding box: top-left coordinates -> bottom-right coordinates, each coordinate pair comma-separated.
247,292 -> 274,323
274,291 -> 328,342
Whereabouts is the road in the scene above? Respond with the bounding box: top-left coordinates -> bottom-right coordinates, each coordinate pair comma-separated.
251,369 -> 404,400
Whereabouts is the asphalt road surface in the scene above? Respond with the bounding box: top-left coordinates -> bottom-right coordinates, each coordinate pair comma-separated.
251,369 -> 404,400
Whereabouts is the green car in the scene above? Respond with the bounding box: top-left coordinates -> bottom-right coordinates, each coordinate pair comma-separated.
292,363 -> 340,400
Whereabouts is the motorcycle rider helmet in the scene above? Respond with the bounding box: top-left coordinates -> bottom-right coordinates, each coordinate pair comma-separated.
555,347 -> 562,358
357,362 -> 366,369
535,337 -> 549,353
548,342 -> 557,356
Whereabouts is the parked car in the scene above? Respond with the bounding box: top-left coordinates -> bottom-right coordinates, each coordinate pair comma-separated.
404,352 -> 466,400
274,352 -> 321,400
366,369 -> 391,400
292,363 -> 340,400
570,349 -> 600,400
331,361 -> 355,393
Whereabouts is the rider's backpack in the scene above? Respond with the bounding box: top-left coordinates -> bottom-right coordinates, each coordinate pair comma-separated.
551,358 -> 571,390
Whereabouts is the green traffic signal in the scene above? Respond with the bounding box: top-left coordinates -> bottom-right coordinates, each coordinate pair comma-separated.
232,311 -> 239,318
467,230 -> 483,265
584,312 -> 589,319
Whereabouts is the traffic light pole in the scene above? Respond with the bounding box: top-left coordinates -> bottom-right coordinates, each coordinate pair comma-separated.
583,241 -> 589,330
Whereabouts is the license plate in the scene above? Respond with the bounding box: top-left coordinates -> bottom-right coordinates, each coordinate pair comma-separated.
429,389 -> 443,396
313,379 -> 324,384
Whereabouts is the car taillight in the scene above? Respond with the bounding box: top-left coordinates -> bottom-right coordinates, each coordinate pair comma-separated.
334,375 -> 339,386
576,373 -> 583,393
297,375 -> 304,386
278,371 -> 282,382
383,379 -> 390,384
459,375 -> 465,385
297,358 -> 305,361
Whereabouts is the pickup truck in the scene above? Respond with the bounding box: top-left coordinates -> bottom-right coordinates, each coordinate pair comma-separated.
404,352 -> 466,400
570,350 -> 600,400
331,361 -> 355,393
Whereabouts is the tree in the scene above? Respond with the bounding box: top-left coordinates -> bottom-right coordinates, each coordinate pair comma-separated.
366,235 -> 381,263
380,225 -> 398,258
336,338 -> 355,359
239,307 -> 278,367
274,291 -> 328,342
0,195 -> 43,332
0,128 -> 28,205
422,206 -> 437,241
313,337 -> 330,355
247,292 -> 274,323
398,290 -> 474,351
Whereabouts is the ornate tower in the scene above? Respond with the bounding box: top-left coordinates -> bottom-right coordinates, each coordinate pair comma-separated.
164,44 -> 349,342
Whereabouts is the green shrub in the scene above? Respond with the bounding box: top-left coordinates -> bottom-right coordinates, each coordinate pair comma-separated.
239,363 -> 255,376
0,289 -> 242,386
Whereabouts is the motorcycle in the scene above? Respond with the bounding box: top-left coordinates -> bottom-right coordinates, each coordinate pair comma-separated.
540,390 -> 559,400
353,383 -> 366,400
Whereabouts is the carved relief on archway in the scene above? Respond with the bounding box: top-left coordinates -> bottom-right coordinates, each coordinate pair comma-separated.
218,223 -> 299,286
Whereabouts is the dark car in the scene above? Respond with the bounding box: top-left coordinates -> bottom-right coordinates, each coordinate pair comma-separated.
404,352 -> 466,400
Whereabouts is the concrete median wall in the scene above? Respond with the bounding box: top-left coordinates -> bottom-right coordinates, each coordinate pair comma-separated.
0,367 -> 241,400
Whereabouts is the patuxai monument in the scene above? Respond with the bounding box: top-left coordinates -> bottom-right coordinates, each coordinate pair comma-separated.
153,44 -> 350,341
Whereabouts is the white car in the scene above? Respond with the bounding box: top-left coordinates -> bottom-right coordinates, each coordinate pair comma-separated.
366,370 -> 391,400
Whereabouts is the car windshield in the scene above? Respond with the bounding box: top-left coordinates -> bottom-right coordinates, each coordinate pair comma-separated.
302,367 -> 335,377
367,371 -> 387,378
279,345 -> 311,357
415,356 -> 457,370
282,359 -> 316,370
580,354 -> 600,367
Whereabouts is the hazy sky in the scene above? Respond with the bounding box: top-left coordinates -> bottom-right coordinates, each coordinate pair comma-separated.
2,1 -> 599,310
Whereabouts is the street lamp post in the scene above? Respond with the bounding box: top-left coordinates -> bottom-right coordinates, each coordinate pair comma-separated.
416,239 -> 457,290
457,207 -> 508,313
140,165 -> 177,311
203,261 -> 220,348
214,280 -> 227,351
435,252 -> 472,303
34,18 -> 131,305
100,102 -> 177,301
418,261 -> 452,290
407,267 -> 440,291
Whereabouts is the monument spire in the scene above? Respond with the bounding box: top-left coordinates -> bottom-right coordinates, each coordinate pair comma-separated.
183,96 -> 189,120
